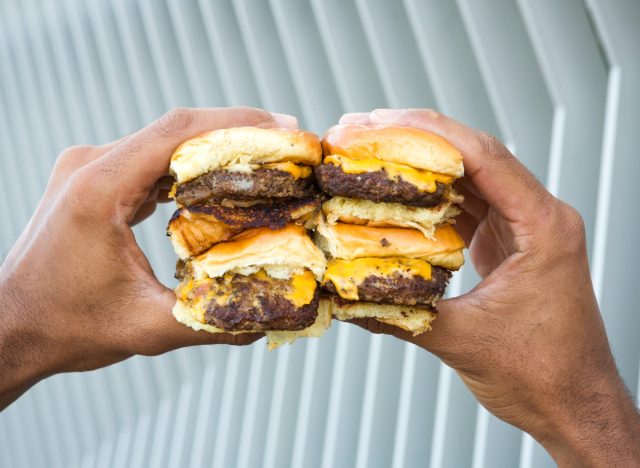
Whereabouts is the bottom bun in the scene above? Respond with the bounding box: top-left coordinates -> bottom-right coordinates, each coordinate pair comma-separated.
322,296 -> 437,335
172,299 -> 331,350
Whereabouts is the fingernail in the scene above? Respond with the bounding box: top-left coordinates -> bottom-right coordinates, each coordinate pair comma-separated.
270,112 -> 299,129
370,108 -> 404,122
339,112 -> 370,124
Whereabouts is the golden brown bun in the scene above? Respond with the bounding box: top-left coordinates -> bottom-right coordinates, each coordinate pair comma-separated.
168,198 -> 320,259
190,224 -> 327,281
322,196 -> 460,240
322,124 -> 463,177
316,220 -> 465,270
170,127 -> 322,183
321,296 -> 436,335
172,297 -> 331,350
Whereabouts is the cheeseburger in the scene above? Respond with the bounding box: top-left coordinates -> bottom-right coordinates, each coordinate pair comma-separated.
168,127 -> 323,258
168,127 -> 330,349
315,124 -> 465,333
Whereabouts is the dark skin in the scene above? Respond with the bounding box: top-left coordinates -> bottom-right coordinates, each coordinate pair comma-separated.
0,107 -> 299,409
342,109 -> 640,467
1,106 -> 639,466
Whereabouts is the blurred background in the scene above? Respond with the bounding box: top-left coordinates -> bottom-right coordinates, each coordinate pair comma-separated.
0,0 -> 639,467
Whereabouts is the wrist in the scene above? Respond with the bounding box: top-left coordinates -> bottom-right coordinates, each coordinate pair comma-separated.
536,376 -> 640,466
0,274 -> 56,409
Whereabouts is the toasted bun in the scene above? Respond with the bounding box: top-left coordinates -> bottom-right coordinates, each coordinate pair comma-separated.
170,127 -> 322,183
322,196 -> 461,240
168,197 -> 320,259
172,298 -> 331,350
322,124 -> 463,177
321,296 -> 436,335
316,220 -> 465,270
168,210 -> 240,260
190,224 -> 327,281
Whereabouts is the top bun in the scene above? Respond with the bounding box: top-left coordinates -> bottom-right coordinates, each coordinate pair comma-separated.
171,127 -> 322,183
322,124 -> 463,177
316,220 -> 465,270
190,223 -> 327,281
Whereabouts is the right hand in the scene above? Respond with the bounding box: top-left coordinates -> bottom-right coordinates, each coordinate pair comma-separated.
343,109 -> 640,466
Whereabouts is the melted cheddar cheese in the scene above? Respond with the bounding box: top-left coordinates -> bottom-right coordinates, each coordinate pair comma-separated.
176,269 -> 317,323
261,161 -> 312,179
324,154 -> 452,193
285,269 -> 317,307
322,257 -> 432,301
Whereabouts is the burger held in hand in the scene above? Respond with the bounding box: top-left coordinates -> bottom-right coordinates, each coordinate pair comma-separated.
315,124 -> 465,333
167,127 -> 330,349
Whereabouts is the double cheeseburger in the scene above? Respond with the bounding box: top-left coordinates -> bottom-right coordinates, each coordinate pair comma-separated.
168,127 -> 322,259
315,124 -> 465,333
168,127 -> 330,349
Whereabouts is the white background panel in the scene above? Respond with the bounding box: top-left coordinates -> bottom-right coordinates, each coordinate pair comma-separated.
1,1 -> 638,467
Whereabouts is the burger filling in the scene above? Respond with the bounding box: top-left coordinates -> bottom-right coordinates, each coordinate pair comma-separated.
315,163 -> 449,207
176,269 -> 319,331
321,257 -> 450,307
168,196 -> 320,258
323,154 -> 452,193
174,162 -> 316,205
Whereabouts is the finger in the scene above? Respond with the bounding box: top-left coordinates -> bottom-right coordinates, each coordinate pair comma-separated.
369,109 -> 552,223
455,182 -> 489,221
158,175 -> 174,190
453,211 -> 479,246
339,113 -> 371,124
156,189 -> 172,204
345,296 -> 476,365
130,200 -> 158,226
88,107 -> 284,217
270,112 -> 299,129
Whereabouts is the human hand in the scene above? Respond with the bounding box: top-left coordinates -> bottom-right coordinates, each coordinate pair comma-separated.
343,109 -> 640,466
0,107 -> 296,410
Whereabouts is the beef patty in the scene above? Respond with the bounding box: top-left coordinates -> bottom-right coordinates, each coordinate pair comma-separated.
171,195 -> 320,230
323,266 -> 450,307
315,163 -> 448,207
200,273 -> 320,331
175,167 -> 317,205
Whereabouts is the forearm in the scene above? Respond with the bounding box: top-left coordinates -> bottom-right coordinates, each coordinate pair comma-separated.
540,378 -> 640,466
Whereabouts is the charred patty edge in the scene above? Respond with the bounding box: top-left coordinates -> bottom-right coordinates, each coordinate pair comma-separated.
322,266 -> 451,307
315,163 -> 448,208
175,167 -> 318,205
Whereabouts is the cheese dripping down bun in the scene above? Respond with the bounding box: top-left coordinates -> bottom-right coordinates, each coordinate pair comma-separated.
322,124 -> 464,177
170,127 -> 322,183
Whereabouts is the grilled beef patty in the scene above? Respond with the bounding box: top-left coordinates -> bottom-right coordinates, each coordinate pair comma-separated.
175,168 -> 317,205
202,273 -> 320,331
322,266 -> 450,307
315,163 -> 448,207
170,195 -> 320,230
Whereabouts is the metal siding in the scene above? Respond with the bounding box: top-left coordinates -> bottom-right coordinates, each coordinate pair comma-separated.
1,1 -> 638,467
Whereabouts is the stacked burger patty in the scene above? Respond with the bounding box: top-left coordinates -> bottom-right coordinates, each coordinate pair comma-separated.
314,124 -> 465,333
168,127 -> 330,350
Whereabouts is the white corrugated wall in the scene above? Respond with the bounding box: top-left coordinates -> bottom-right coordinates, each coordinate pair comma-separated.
0,1 -> 638,467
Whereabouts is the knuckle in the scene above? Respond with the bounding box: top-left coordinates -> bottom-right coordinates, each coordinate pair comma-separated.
553,202 -> 586,253
156,107 -> 196,136
561,203 -> 585,236
55,145 -> 96,173
64,168 -> 104,214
